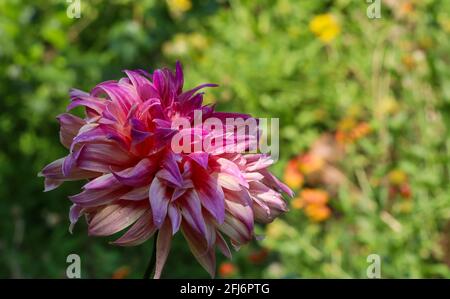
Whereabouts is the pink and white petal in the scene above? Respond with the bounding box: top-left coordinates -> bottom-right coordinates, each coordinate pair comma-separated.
218,213 -> 253,245
57,113 -> 85,148
69,187 -> 128,208
112,210 -> 156,246
193,168 -> 225,224
88,202 -> 147,236
39,157 -> 100,181
121,185 -> 149,201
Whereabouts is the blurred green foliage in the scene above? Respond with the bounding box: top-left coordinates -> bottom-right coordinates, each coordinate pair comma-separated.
1,0 -> 449,278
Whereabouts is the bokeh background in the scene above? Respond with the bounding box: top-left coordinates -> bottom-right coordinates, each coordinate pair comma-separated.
1,0 -> 450,278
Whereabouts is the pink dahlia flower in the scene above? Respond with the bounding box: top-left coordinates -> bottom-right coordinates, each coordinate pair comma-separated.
40,62 -> 293,278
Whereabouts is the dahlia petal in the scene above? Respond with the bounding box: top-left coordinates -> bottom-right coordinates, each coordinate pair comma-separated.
210,112 -> 252,122
57,113 -> 85,148
62,146 -> 85,177
130,118 -> 152,144
244,172 -> 265,182
216,172 -> 242,191
121,185 -> 149,201
160,152 -> 183,187
245,155 -> 274,172
216,231 -> 232,259
149,177 -> 170,228
72,124 -> 129,151
138,98 -> 164,119
181,222 -> 216,278
224,190 -> 254,232
252,199 -> 273,223
154,220 -> 172,279
180,93 -> 203,114
113,158 -> 157,187
83,173 -> 118,190
92,82 -> 136,116
112,210 -> 156,246
260,169 -> 294,197
179,190 -> 207,238
188,152 -> 208,169
40,157 -> 100,181
67,90 -> 106,114
216,158 -> 249,188
168,204 -> 181,235
218,213 -> 253,245
178,83 -> 218,103
194,169 -> 225,224
70,187 -> 128,208
175,61 -> 184,94
124,70 -> 158,101
88,202 -> 146,236
69,204 -> 84,233
44,178 -> 63,192
77,143 -> 135,173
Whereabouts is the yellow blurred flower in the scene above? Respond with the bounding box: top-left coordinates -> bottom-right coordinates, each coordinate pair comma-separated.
167,0 -> 192,17
388,169 -> 408,186
377,96 -> 400,117
309,14 -> 341,43
162,32 -> 208,58
266,219 -> 293,240
188,32 -> 209,49
162,34 -> 189,57
305,204 -> 331,222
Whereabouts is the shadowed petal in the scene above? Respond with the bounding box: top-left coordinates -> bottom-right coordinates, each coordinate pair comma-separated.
154,220 -> 172,279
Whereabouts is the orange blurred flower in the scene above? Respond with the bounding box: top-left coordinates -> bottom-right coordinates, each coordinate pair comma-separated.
336,119 -> 371,144
305,204 -> 331,222
300,188 -> 329,205
111,266 -> 130,279
292,189 -> 332,222
248,248 -> 269,265
291,197 -> 304,210
283,158 -> 304,189
298,154 -> 324,175
219,262 -> 237,278
399,183 -> 412,199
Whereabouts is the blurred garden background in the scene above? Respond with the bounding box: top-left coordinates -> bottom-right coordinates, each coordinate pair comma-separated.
1,0 -> 450,278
